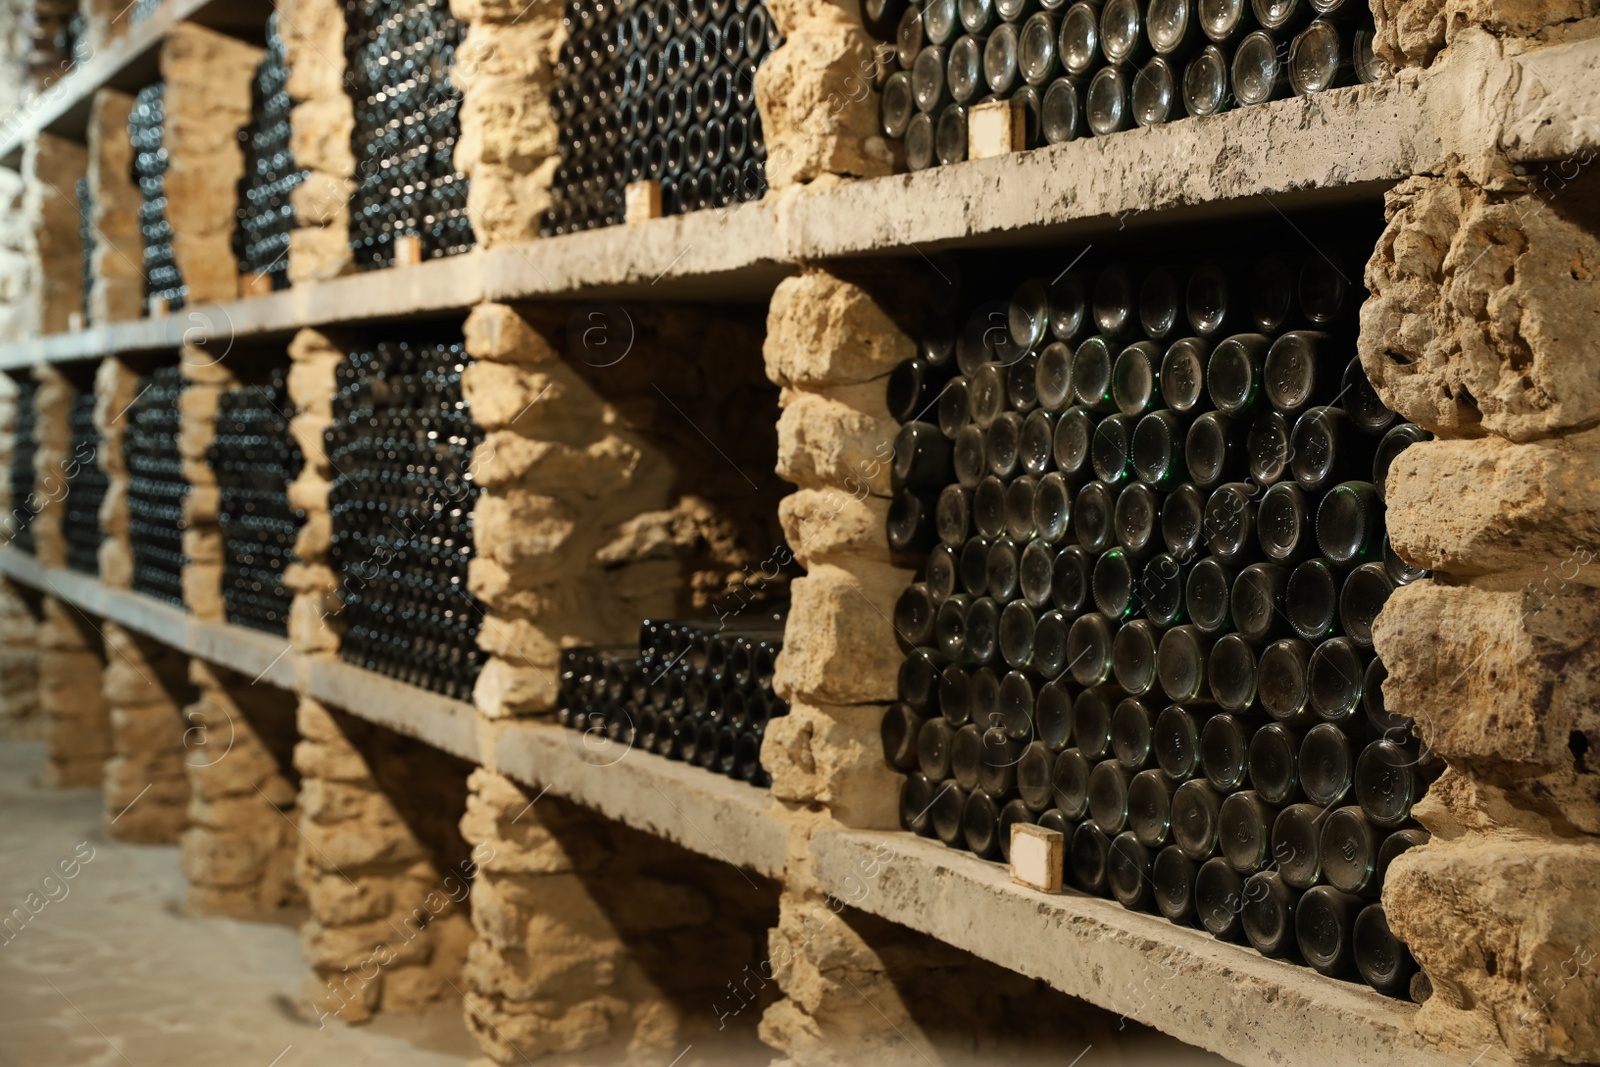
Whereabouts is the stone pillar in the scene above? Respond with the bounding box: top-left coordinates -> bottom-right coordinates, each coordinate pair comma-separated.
160,23 -> 261,305
0,578 -> 41,740
86,88 -> 143,324
755,0 -> 894,192
458,768 -> 780,1063
30,363 -> 72,568
93,357 -> 139,588
449,0 -> 560,247
37,596 -> 110,788
1361,165 -> 1600,1063
82,0 -> 131,54
284,328 -> 343,657
180,660 -> 302,915
280,0 -> 356,283
294,697 -> 475,1024
177,344 -> 234,620
24,131 -> 86,334
0,164 -> 36,344
100,622 -> 193,842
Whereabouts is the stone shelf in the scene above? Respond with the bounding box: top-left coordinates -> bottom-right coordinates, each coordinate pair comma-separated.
0,73 -> 1456,372
811,827 -> 1479,1067
0,547 -> 786,879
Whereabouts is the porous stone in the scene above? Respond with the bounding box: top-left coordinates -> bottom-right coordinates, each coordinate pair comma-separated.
86,89 -> 144,324
764,272 -> 915,389
775,392 -> 897,497
779,489 -> 892,567
773,562 -> 913,707
763,702 -> 901,829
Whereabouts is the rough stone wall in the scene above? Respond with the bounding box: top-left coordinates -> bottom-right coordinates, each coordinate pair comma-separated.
755,0 -> 894,191
160,24 -> 261,306
93,357 -> 138,588
284,328 -> 343,657
86,88 -> 143,324
450,0 -> 560,247
0,164 -> 34,344
36,595 -> 109,787
1372,0 -> 1600,69
294,697 -> 475,1024
100,621 -> 193,842
81,0 -> 130,54
280,0 -> 356,284
0,578 -> 41,740
177,344 -> 234,619
30,363 -> 72,567
25,132 -> 86,334
458,769 -> 779,1063
180,660 -> 302,915
1361,152 -> 1600,1061
461,301 -> 783,720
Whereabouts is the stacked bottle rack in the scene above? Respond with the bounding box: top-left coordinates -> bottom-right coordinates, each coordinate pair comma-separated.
541,0 -> 780,234
208,372 -> 304,635
234,14 -> 305,289
64,392 -> 107,575
558,614 -> 790,785
344,0 -> 474,269
881,246 -> 1433,998
76,176 -> 94,324
130,84 -> 186,310
872,0 -> 1387,168
8,379 -> 39,555
325,329 -> 484,700
126,367 -> 188,605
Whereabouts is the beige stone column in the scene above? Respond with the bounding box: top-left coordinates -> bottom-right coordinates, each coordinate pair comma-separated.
100,622 -> 192,842
93,357 -> 139,588
449,0 -> 561,247
24,131 -> 86,333
1361,165 -> 1600,1062
280,0 -> 356,283
86,88 -> 143,324
294,697 -> 474,1023
755,0 -> 895,192
37,596 -> 110,787
0,165 -> 37,344
284,328 -> 344,656
180,660 -> 301,914
160,23 -> 261,306
30,363 -> 72,568
177,344 -> 234,620
0,578 -> 42,740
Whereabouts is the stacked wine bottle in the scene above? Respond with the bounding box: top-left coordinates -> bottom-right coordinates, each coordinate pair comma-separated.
344,0 -> 474,269
881,255 -> 1434,998
208,372 -> 304,635
558,614 -> 789,786
64,392 -> 107,575
540,0 -> 779,235
130,83 -> 186,310
8,379 -> 39,554
234,14 -> 305,289
325,330 -> 484,700
874,0 -> 1388,169
76,177 -> 94,324
126,367 -> 188,606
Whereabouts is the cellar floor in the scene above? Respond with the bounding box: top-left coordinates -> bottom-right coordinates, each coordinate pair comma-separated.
0,739 -> 1239,1066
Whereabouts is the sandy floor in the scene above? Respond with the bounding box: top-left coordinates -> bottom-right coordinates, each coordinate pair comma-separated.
0,739 -> 1237,1067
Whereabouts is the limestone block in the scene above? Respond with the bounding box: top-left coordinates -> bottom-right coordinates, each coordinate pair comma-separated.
109,703 -> 183,752
294,737 -> 374,784
302,917 -> 435,971
280,0 -> 349,101
288,223 -> 355,285
297,814 -> 427,871
86,89 -> 143,324
775,562 -> 913,706
296,697 -> 344,744
288,170 -> 351,227
1360,170 -> 1600,440
776,391 -> 897,497
1387,832 -> 1600,1064
764,702 -> 902,828
779,488 -> 892,567
1387,431 -> 1600,580
299,777 -> 382,824
182,525 -> 223,564
98,539 -> 133,588
1371,0 -> 1598,69
182,562 -> 226,620
470,432 -> 646,498
473,656 -> 560,718
26,133 -> 88,334
1374,580 -> 1600,831
765,272 -> 915,389
461,360 -> 606,435
179,829 -> 266,887
472,490 -> 578,574
305,870 -> 397,926
462,302 -> 560,365
160,24 -> 262,305
288,470 -> 334,516
475,614 -> 560,669
753,17 -> 895,190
